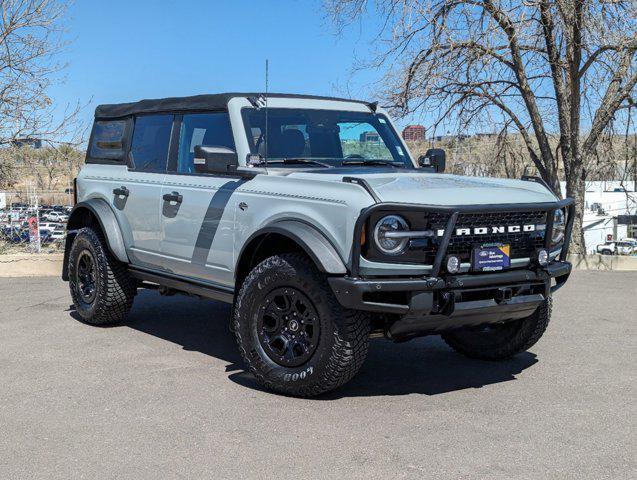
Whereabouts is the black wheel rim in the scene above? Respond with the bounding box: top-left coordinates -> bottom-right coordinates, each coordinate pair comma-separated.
76,250 -> 97,304
257,287 -> 320,367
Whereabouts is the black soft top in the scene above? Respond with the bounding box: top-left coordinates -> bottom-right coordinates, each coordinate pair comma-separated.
94,92 -> 371,119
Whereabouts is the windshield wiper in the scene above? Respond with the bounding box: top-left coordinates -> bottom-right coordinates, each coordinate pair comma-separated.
341,159 -> 404,168
266,158 -> 332,168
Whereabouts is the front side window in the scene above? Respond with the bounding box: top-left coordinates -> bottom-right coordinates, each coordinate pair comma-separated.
89,120 -> 127,160
177,112 -> 235,173
241,108 -> 412,168
130,114 -> 173,172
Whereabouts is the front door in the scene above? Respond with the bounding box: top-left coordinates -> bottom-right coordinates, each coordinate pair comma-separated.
160,112 -> 240,287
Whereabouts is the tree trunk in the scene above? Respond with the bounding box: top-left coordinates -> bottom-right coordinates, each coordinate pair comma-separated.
565,161 -> 587,255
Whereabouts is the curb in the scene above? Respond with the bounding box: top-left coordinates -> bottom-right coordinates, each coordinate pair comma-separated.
0,254 -> 64,277
567,254 -> 637,271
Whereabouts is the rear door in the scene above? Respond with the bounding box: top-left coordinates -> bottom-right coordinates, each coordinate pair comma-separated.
118,114 -> 173,268
160,112 -> 240,287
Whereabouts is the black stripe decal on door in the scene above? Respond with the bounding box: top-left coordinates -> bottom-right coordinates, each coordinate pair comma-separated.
191,179 -> 245,266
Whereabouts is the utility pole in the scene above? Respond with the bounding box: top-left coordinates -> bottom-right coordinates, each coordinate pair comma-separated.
27,182 -> 40,253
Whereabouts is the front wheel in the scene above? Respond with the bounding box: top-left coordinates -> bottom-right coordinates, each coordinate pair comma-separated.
233,253 -> 370,397
442,298 -> 552,360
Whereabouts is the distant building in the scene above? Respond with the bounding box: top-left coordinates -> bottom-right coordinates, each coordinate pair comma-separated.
359,131 -> 380,143
431,134 -> 470,143
11,138 -> 42,149
474,132 -> 499,140
402,125 -> 426,142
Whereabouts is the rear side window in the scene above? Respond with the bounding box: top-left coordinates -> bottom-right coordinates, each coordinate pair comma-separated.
130,114 -> 174,173
89,120 -> 127,160
177,112 -> 234,173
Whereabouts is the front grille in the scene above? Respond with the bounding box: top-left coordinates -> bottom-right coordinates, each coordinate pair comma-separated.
363,209 -> 548,267
428,211 -> 547,263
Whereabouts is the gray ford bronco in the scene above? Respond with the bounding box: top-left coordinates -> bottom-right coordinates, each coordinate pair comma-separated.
63,93 -> 574,397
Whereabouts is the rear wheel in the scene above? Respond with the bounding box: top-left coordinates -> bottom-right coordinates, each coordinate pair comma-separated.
442,298 -> 552,360
68,227 -> 136,325
233,253 -> 370,397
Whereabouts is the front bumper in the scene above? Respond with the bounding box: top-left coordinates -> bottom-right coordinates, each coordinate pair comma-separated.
332,193 -> 575,340
328,261 -> 571,340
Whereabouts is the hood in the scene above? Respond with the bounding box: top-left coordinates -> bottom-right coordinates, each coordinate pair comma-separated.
287,170 -> 558,205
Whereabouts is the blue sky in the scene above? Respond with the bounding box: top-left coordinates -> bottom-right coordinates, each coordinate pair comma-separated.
50,0 -> 391,135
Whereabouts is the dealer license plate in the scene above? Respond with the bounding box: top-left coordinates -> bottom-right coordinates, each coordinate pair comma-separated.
472,243 -> 511,272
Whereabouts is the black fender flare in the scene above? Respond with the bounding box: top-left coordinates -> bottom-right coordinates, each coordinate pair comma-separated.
62,199 -> 129,280
237,220 -> 347,276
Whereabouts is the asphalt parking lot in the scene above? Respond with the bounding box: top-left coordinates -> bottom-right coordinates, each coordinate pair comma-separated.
0,271 -> 634,479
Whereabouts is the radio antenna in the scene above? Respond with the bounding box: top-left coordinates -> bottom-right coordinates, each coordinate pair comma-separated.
264,59 -> 269,168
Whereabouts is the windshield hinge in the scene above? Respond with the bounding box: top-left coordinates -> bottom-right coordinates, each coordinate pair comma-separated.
343,177 -> 380,203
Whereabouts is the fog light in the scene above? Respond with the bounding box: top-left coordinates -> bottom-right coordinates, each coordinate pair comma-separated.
535,248 -> 549,266
445,255 -> 460,274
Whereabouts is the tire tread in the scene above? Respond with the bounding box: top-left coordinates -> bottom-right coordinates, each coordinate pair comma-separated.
233,253 -> 370,397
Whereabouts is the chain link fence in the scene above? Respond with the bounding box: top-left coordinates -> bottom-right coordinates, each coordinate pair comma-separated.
0,187 -> 72,255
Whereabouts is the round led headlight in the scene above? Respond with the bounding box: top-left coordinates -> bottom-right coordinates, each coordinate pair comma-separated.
373,215 -> 409,255
445,255 -> 461,274
551,209 -> 566,246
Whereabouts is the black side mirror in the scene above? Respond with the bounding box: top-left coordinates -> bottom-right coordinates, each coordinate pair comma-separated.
193,145 -> 239,174
418,148 -> 446,173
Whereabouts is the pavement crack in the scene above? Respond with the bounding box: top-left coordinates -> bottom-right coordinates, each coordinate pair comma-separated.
14,295 -> 67,312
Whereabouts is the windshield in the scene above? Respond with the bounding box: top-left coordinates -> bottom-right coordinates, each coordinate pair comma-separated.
241,108 -> 413,168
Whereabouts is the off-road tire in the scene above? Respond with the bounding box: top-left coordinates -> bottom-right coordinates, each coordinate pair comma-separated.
233,253 -> 370,397
442,298 -> 552,360
68,227 -> 136,325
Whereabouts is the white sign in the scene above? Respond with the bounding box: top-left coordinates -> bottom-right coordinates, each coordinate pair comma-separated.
0,192 -> 6,210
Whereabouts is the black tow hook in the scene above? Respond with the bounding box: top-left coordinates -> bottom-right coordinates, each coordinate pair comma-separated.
495,287 -> 513,304
435,292 -> 455,316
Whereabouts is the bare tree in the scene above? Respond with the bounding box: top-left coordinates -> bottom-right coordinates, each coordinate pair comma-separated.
0,146 -> 19,188
0,0 -> 80,146
1,142 -> 81,195
325,0 -> 637,253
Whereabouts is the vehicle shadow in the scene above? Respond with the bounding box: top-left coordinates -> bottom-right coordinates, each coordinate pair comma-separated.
73,289 -> 539,398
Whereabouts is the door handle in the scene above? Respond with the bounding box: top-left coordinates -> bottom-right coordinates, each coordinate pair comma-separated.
163,191 -> 183,204
113,186 -> 129,197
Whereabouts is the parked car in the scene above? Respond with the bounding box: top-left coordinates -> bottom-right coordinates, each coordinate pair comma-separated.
63,92 -> 575,397
623,238 -> 637,251
38,229 -> 52,243
596,241 -> 636,255
0,225 -> 28,243
7,210 -> 24,222
39,222 -> 62,232
49,225 -> 66,242
44,211 -> 69,222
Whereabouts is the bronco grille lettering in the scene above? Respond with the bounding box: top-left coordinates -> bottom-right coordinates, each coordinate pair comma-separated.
436,224 -> 539,236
